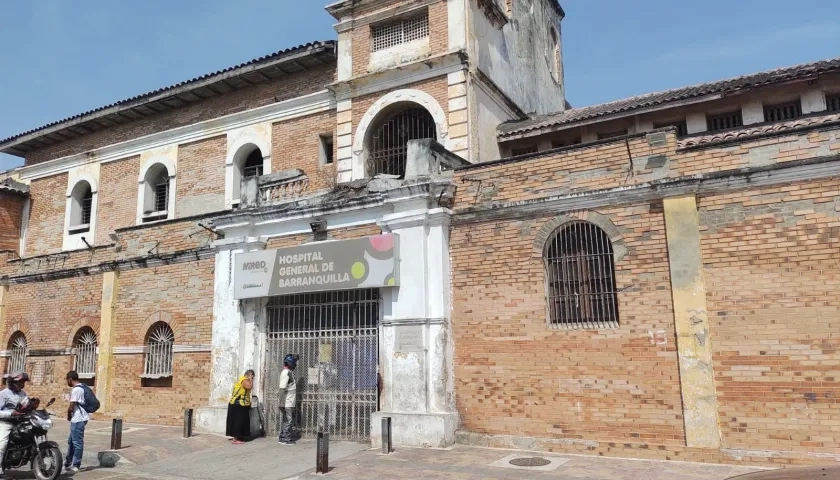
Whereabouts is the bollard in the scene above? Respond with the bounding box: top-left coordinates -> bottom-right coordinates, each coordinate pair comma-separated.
316,431 -> 329,474
183,408 -> 194,438
110,418 -> 123,450
381,417 -> 392,454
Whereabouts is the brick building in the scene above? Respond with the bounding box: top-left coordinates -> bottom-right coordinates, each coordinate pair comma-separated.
1,0 -> 839,467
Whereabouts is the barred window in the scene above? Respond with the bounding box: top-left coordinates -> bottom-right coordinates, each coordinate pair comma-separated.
69,180 -> 94,233
7,332 -> 27,376
764,101 -> 802,122
511,145 -> 539,156
242,148 -> 264,179
73,327 -> 97,378
142,163 -> 171,222
372,12 -> 429,52
707,111 -> 743,132
142,322 -> 174,378
369,106 -> 436,178
544,222 -> 619,329
826,94 -> 840,112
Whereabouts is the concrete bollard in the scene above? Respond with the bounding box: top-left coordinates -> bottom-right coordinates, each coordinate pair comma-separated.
316,431 -> 329,474
381,417 -> 393,454
183,408 -> 194,438
110,418 -> 123,450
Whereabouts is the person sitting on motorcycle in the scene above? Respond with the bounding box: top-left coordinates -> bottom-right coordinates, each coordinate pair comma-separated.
0,373 -> 29,474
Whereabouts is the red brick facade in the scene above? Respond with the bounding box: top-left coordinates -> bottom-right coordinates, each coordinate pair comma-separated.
0,192 -> 24,254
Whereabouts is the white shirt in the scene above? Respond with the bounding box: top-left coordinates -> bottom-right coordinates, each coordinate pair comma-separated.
70,385 -> 90,423
278,368 -> 296,408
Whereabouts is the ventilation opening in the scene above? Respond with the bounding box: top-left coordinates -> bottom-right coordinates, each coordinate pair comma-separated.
654,120 -> 688,137
707,111 -> 743,132
826,94 -> 840,113
764,101 -> 802,122
372,11 -> 429,52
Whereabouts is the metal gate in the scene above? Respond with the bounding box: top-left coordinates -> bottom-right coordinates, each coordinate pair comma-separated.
264,289 -> 379,442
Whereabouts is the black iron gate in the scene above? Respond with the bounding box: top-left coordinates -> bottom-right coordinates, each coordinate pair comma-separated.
264,289 -> 379,442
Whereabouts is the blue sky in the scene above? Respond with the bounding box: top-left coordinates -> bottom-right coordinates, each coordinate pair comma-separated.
1,0 -> 838,170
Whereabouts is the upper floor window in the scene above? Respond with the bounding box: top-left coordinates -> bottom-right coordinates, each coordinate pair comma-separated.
319,134 -> 334,166
68,181 -> 93,234
372,12 -> 429,52
511,145 -> 539,156
73,327 -> 97,379
828,93 -> 840,113
142,164 -> 172,222
707,110 -> 743,132
242,148 -> 264,179
7,332 -> 27,376
369,106 -> 436,178
764,100 -> 802,122
544,222 -> 619,329
598,130 -> 626,140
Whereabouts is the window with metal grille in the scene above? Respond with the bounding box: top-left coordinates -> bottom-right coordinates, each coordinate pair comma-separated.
544,222 -> 619,329
828,94 -> 840,113
69,181 -> 94,233
764,100 -> 802,122
7,332 -> 27,376
243,148 -> 264,179
598,130 -> 626,140
369,106 -> 436,178
707,111 -> 743,132
511,145 -> 539,156
80,190 -> 93,225
73,327 -> 97,378
654,120 -> 688,137
154,179 -> 169,213
143,322 -> 174,378
372,12 -> 429,52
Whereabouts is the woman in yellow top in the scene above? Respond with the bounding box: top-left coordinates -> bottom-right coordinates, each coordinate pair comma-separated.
226,369 -> 254,444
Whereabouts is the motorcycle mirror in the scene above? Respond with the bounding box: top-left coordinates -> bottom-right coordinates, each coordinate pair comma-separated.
46,398 -> 55,407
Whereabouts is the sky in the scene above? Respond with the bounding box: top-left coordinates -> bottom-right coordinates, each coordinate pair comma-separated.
1,0 -> 839,171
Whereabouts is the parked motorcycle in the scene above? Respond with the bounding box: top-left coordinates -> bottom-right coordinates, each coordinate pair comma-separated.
2,397 -> 62,480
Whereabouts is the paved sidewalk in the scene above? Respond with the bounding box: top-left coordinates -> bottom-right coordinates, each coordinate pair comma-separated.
2,420 -> 776,480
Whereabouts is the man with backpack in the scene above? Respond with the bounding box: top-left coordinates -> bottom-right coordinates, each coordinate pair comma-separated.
65,370 -> 99,473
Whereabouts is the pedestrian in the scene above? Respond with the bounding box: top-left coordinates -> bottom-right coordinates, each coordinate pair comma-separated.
65,370 -> 89,474
278,354 -> 298,445
0,373 -> 29,477
226,369 -> 254,445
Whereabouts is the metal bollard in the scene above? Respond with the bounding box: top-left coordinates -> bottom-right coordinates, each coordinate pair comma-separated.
381,417 -> 392,454
183,409 -> 194,438
110,418 -> 123,450
316,430 -> 329,474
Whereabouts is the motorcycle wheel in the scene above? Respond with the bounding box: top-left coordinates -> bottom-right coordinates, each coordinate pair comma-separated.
32,447 -> 62,480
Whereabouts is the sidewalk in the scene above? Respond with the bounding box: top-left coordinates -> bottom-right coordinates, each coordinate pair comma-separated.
16,420 -> 776,480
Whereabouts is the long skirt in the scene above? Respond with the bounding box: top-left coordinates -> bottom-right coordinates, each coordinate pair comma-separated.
226,403 -> 251,439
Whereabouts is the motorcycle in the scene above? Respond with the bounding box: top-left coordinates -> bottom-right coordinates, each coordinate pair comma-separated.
2,397 -> 62,480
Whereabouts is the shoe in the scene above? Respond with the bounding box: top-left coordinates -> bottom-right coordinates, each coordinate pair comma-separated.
278,440 -> 295,445
67,465 -> 80,474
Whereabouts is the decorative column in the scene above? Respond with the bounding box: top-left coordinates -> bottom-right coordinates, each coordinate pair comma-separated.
195,238 -> 266,434
373,207 -> 458,448
663,195 -> 721,448
96,270 -> 119,412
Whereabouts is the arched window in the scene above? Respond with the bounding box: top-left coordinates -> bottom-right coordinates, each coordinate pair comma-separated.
7,332 -> 27,376
142,164 -> 171,222
69,181 -> 94,233
73,327 -> 97,378
544,222 -> 619,329
242,148 -> 264,179
143,322 -> 174,378
369,106 -> 436,178
230,144 -> 265,206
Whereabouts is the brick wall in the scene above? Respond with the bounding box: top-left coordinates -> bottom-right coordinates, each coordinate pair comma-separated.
25,174 -> 67,255
271,111 -> 337,191
451,204 -> 685,445
265,223 -> 382,250
111,260 -> 214,423
0,192 -> 24,253
24,64 -> 335,166
699,178 -> 840,453
176,135 -> 226,217
3,276 -> 101,403
352,76 -> 449,139
350,1 -> 448,77
96,155 -> 141,245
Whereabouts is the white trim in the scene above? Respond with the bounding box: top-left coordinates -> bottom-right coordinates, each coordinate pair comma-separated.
332,0 -> 438,32
334,54 -> 463,100
17,90 -> 335,181
137,156 -> 177,183
64,172 -> 98,196
137,150 -> 177,225
352,88 -> 450,180
18,197 -> 30,257
225,124 -> 272,210
63,165 -> 100,251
